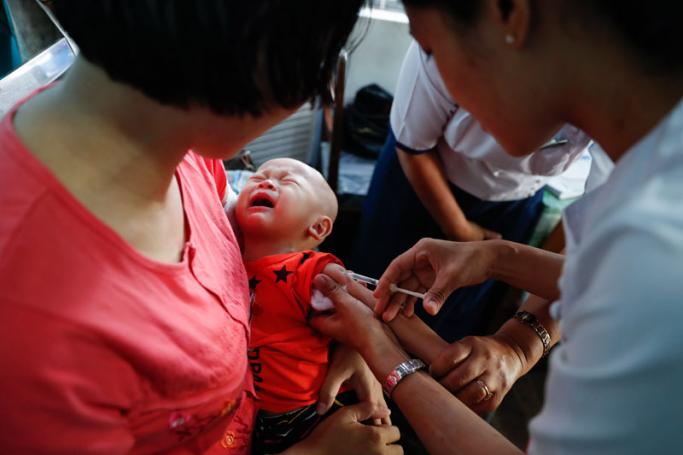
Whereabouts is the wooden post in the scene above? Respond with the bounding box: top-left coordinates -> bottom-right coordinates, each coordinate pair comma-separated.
328,50 -> 348,195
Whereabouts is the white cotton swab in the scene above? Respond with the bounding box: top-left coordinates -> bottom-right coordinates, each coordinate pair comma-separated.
346,271 -> 426,300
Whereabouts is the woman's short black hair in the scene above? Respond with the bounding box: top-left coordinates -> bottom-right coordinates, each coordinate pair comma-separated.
402,0 -> 683,75
573,0 -> 683,75
401,0 -> 483,27
50,0 -> 366,116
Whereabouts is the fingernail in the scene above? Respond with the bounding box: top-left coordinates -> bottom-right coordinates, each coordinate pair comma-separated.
316,403 -> 327,415
425,300 -> 436,312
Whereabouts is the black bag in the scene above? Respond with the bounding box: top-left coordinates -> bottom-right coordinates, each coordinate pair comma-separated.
343,84 -> 393,159
224,149 -> 256,171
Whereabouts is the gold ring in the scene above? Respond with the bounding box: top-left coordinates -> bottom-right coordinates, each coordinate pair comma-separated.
476,380 -> 493,401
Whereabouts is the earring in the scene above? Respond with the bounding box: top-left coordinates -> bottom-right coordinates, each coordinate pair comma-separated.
505,34 -> 515,45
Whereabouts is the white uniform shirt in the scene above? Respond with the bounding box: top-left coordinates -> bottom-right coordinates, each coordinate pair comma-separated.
390,42 -> 591,201
529,98 -> 683,454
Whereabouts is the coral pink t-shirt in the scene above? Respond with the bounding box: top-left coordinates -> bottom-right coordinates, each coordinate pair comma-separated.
0,94 -> 256,453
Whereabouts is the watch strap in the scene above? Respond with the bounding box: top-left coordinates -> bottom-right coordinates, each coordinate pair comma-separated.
513,311 -> 552,357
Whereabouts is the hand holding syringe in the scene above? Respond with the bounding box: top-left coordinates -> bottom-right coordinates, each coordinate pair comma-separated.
311,270 -> 425,313
346,271 -> 426,300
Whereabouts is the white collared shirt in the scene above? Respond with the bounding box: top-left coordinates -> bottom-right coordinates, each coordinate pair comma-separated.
529,98 -> 683,454
390,42 -> 591,201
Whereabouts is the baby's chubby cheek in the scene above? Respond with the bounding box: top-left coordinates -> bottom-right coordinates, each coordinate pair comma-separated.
232,198 -> 269,235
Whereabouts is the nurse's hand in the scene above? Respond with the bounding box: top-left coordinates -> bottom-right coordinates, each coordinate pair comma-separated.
429,335 -> 526,415
310,269 -> 390,353
374,238 -> 500,321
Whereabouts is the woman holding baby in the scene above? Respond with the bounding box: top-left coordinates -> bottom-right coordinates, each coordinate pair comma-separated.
0,1 -> 400,453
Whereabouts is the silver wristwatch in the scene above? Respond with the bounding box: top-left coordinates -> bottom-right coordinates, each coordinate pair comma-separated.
383,358 -> 427,397
513,311 -> 552,357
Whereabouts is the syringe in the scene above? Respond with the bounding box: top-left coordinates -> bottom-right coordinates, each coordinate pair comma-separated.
346,271 -> 426,300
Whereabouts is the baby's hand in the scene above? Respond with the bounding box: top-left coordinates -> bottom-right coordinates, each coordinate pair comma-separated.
317,344 -> 391,426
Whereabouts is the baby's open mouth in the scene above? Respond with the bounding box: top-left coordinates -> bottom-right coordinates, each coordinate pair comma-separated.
251,198 -> 274,208
249,191 -> 276,209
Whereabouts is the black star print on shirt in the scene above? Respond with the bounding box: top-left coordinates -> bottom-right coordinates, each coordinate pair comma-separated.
273,265 -> 293,283
299,252 -> 312,265
249,276 -> 261,290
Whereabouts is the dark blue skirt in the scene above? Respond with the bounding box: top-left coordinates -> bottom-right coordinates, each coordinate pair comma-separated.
350,129 -> 544,343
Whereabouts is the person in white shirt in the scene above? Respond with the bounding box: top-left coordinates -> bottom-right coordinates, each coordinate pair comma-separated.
313,1 -> 683,454
353,40 -> 590,344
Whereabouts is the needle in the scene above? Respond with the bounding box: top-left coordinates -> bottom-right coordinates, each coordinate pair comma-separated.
346,271 -> 426,300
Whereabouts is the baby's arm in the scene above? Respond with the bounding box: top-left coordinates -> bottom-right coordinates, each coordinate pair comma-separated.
386,314 -> 448,365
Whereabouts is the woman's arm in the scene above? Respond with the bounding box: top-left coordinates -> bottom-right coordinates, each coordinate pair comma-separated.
310,272 -> 522,455
341,265 -> 557,414
489,241 -> 564,300
429,294 -> 558,414
365,337 -> 522,455
397,149 -> 500,241
491,294 -> 560,372
389,294 -> 558,376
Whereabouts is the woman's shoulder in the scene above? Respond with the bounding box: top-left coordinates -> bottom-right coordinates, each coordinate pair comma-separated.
0,105 -> 58,249
559,104 -> 683,310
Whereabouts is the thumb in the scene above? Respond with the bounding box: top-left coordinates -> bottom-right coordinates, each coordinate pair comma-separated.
429,341 -> 471,379
413,250 -> 455,315
313,273 -> 345,301
422,274 -> 454,316
313,273 -> 363,318
339,401 -> 390,424
309,276 -> 346,339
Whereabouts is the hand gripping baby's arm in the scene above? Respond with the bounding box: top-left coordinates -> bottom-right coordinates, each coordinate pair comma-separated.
313,263 -> 448,364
